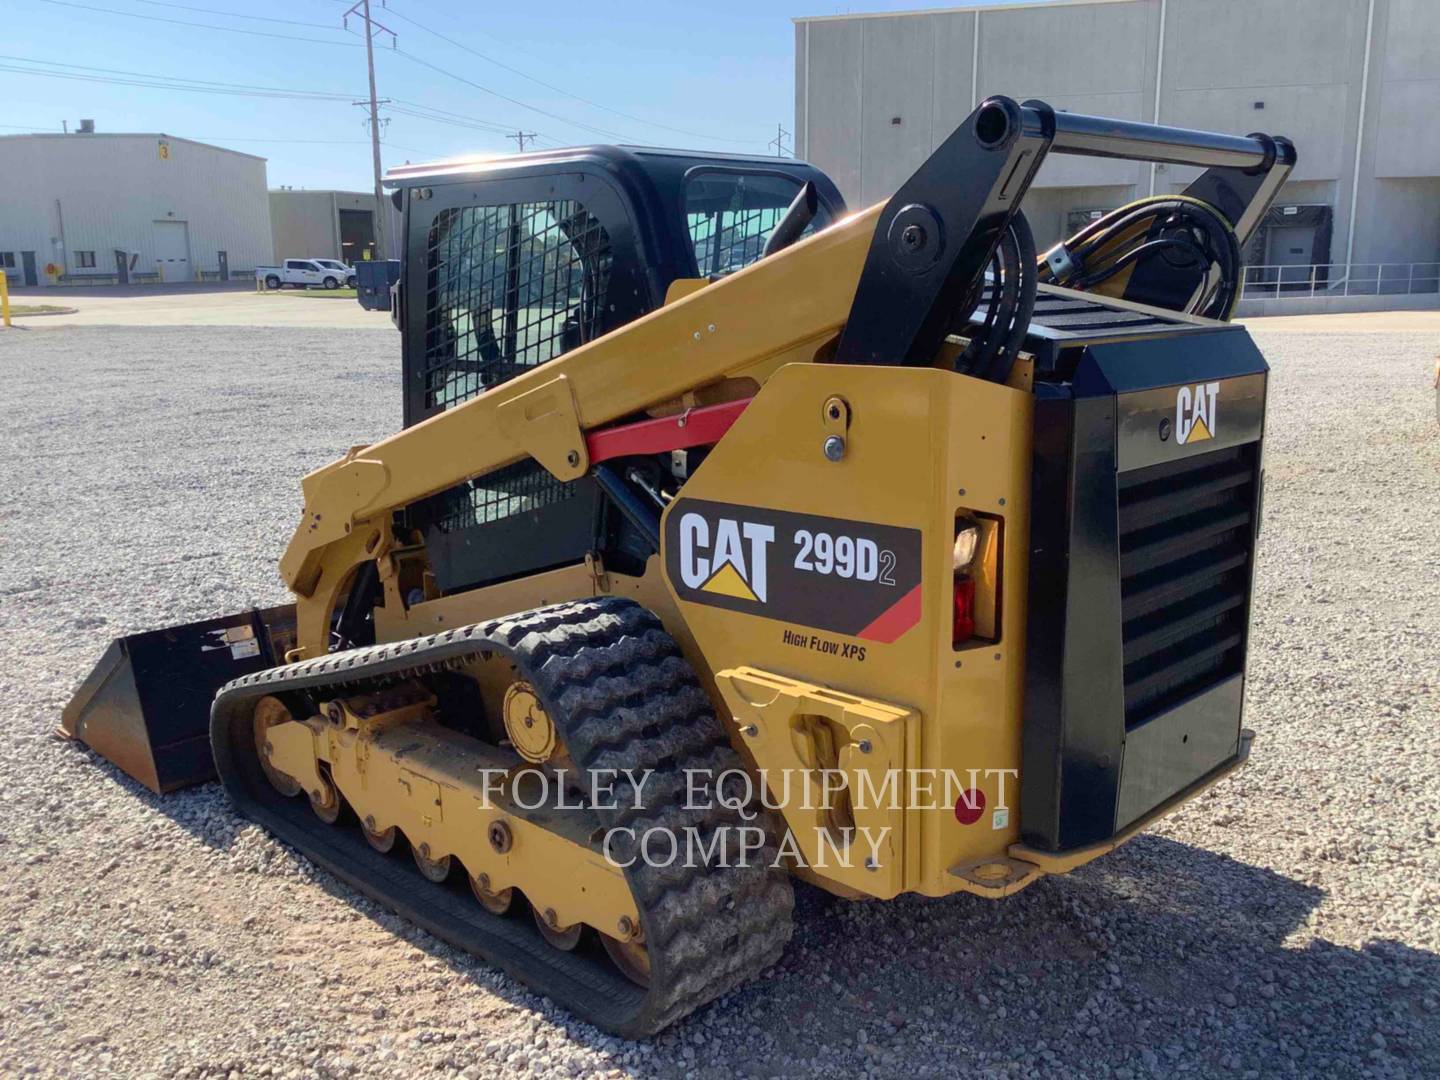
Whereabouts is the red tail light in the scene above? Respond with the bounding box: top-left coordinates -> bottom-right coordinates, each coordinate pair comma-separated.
953,574 -> 976,645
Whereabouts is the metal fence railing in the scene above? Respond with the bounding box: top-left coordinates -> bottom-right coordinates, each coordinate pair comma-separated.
1241,262 -> 1440,300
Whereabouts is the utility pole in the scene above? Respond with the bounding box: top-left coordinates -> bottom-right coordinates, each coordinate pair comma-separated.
344,0 -> 395,258
508,131 -> 538,153
769,123 -> 791,158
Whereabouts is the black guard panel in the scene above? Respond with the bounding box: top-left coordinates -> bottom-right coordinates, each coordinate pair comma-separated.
664,498 -> 923,643
1021,325 -> 1267,851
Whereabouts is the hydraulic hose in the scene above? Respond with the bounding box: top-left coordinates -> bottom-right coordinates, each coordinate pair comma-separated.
1039,195 -> 1242,320
956,210 -> 1038,386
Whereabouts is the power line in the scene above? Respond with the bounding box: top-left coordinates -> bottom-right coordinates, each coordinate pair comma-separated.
0,55 -> 359,100
165,134 -> 447,156
390,48 -> 638,142
192,135 -> 372,144
384,4 -> 765,149
388,102 -> 521,137
507,130 -> 537,153
0,55 -> 541,153
23,1 -> 770,154
121,0 -> 341,29
33,0 -> 364,46
383,142 -> 442,156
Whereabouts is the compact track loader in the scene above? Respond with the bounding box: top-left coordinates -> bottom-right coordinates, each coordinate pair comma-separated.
63,97 -> 1294,1035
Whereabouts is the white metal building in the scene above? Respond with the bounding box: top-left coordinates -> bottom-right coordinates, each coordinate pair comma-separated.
795,0 -> 1440,293
0,131 -> 272,287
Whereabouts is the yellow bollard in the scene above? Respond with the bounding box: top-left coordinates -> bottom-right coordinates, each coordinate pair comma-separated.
1,271 -> 11,328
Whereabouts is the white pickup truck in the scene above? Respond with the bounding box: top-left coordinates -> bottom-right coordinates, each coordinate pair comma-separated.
256,258 -> 357,290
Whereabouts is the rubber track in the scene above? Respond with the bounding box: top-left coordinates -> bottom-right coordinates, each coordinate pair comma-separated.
211,597 -> 794,1036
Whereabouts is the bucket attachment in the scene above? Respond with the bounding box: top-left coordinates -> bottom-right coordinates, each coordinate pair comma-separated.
60,606 -> 294,794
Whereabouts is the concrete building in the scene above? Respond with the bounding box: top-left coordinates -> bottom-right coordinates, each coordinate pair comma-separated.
795,0 -> 1440,286
0,130 -> 272,286
269,189 -> 384,265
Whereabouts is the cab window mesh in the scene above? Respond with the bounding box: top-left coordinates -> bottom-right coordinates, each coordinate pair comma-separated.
421,200 -> 611,412
413,199 -> 610,543
411,459 -> 578,534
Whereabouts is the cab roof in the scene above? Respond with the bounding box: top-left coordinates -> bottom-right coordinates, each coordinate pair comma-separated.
384,144 -> 840,197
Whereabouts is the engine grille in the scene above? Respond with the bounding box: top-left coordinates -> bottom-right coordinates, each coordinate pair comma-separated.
1118,443 -> 1258,727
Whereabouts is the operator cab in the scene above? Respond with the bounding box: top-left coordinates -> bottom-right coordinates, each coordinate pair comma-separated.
385,146 -> 845,427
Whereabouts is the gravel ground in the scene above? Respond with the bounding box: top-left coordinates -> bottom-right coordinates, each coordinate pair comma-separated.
1,324 -> 1436,1079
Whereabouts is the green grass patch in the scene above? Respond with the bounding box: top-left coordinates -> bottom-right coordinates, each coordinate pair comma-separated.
267,287 -> 358,300
8,304 -> 75,316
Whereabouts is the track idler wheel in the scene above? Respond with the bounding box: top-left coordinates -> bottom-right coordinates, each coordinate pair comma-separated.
361,815 -> 397,853
412,842 -> 452,883
252,696 -> 302,798
468,873 -> 513,915
534,907 -> 582,952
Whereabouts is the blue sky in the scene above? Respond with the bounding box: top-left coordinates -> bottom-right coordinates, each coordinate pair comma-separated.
1,0 -> 1042,190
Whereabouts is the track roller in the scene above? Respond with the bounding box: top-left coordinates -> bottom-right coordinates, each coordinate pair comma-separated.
361,816 -> 396,853
468,873 -> 513,915
603,919 -> 651,988
307,766 -> 343,824
534,907 -> 582,951
411,841 -> 451,883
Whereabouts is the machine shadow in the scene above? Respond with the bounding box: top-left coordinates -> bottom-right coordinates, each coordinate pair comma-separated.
101,740 -> 1436,1074
748,835 -> 1438,1076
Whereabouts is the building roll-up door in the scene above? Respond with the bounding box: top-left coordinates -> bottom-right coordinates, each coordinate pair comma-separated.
153,221 -> 191,282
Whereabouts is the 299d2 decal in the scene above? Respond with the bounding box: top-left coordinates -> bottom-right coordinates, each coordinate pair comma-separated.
664,498 -> 923,643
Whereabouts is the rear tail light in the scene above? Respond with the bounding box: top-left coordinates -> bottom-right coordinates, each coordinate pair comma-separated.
952,517 -> 980,645
953,574 -> 976,645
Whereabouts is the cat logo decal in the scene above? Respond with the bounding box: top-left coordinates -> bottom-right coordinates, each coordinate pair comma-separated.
1176,381 -> 1219,444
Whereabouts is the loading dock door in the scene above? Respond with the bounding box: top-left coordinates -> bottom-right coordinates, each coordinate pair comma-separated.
154,221 -> 191,282
1266,225 -> 1317,266
338,208 -> 376,263
1265,225 -> 1318,289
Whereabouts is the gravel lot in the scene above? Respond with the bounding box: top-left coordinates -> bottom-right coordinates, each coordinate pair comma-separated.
1,323 -> 1436,1078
